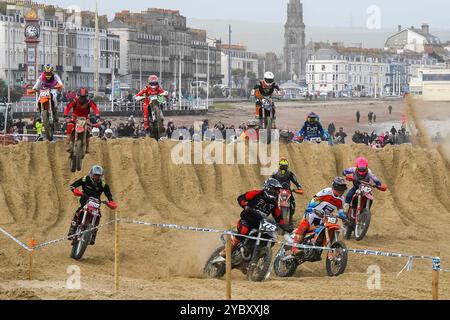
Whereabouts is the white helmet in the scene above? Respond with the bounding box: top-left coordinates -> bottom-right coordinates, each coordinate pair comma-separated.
105,128 -> 114,139
92,127 -> 100,138
263,71 -> 275,85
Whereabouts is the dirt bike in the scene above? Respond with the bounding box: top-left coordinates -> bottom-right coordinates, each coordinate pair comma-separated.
344,175 -> 387,241
37,89 -> 55,141
279,188 -> 303,226
70,197 -> 113,260
204,213 -> 278,282
260,98 -> 275,144
68,117 -> 102,173
273,210 -> 348,278
137,94 -> 166,141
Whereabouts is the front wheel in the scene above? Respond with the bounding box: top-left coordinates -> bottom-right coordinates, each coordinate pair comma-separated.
273,247 -> 298,278
247,246 -> 272,282
70,226 -> 92,260
354,208 -> 371,241
75,139 -> 84,172
42,108 -> 54,141
203,246 -> 226,279
325,241 -> 348,277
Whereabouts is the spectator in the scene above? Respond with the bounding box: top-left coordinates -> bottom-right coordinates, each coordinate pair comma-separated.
352,130 -> 364,144
390,126 -> 397,136
363,132 -> 370,145
335,127 -> 347,144
356,110 -> 361,123
167,120 -> 176,139
388,105 -> 393,115
370,131 -> 378,144
327,122 -> 336,141
368,111 -> 373,124
373,113 -> 377,123
35,119 -> 43,142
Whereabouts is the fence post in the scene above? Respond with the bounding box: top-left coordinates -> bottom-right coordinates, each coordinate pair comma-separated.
225,225 -> 232,300
28,239 -> 37,280
432,251 -> 440,300
114,211 -> 120,292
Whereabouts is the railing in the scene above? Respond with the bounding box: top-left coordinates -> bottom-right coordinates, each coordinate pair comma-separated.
11,98 -> 209,114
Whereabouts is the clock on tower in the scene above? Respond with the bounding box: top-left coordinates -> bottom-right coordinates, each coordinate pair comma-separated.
24,9 -> 40,86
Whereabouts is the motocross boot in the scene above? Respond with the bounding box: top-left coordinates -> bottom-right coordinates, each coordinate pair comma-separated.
67,220 -> 77,240
90,230 -> 98,245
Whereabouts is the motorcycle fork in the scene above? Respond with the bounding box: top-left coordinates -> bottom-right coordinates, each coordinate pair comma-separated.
325,228 -> 334,260
355,195 -> 362,224
250,230 -> 262,265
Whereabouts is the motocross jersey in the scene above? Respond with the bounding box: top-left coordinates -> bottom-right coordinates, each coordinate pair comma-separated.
305,188 -> 345,222
64,97 -> 100,118
297,122 -> 329,141
70,176 -> 114,207
342,167 -> 381,187
32,73 -> 63,91
136,85 -> 167,106
254,80 -> 280,100
271,170 -> 302,190
237,190 -> 284,225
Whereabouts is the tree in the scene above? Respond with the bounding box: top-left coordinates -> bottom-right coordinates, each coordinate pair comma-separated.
246,71 -> 257,92
0,79 -> 24,102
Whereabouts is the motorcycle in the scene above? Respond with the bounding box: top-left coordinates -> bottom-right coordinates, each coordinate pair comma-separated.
279,188 -> 303,226
70,197 -> 115,260
37,89 -> 55,141
204,213 -> 278,282
344,175 -> 387,241
136,94 -> 166,141
273,210 -> 348,278
260,98 -> 275,144
68,117 -> 102,173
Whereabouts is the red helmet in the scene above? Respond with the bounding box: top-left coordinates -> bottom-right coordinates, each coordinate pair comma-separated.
355,156 -> 369,176
148,75 -> 159,87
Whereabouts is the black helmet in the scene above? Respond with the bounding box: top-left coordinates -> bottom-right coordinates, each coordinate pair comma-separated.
263,178 -> 283,201
307,112 -> 320,124
332,177 -> 347,196
78,87 -> 89,104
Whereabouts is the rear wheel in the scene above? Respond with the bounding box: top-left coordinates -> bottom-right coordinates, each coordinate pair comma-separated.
325,241 -> 348,276
203,246 -> 226,279
273,247 -> 298,278
247,246 -> 272,282
354,208 -> 371,241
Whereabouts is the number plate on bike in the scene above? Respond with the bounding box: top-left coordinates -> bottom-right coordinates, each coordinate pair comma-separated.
262,221 -> 277,232
88,201 -> 100,209
40,91 -> 50,98
328,217 -> 337,224
361,186 -> 372,193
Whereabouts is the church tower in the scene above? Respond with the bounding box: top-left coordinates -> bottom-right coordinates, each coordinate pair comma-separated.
283,0 -> 306,84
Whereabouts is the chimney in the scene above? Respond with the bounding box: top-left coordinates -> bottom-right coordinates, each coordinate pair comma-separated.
422,23 -> 430,35
398,25 -> 402,32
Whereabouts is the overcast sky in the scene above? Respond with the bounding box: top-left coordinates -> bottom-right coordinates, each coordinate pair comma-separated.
41,0 -> 449,29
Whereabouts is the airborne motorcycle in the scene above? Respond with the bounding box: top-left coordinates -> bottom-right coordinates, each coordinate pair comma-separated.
204,213 -> 278,282
273,210 -> 348,278
344,175 -> 387,241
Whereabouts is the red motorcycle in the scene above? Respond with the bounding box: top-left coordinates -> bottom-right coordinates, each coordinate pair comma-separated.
344,175 -> 387,241
70,196 -> 116,260
68,117 -> 102,173
279,188 -> 303,226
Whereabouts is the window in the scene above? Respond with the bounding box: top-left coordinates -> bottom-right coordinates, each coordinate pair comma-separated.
322,65 -> 326,71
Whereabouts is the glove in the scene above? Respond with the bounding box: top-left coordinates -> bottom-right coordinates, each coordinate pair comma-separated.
72,189 -> 84,197
338,210 -> 348,222
294,188 -> 304,195
106,201 -> 118,210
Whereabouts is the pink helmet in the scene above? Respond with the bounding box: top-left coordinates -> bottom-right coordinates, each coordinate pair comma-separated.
355,156 -> 369,175
148,75 -> 159,87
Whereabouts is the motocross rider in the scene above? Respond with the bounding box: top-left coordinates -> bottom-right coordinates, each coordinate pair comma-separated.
342,156 -> 385,217
292,177 -> 348,259
271,158 -> 303,225
220,178 -> 293,257
68,165 -> 117,245
297,112 -> 329,142
254,72 -> 281,128
29,64 -> 64,123
63,88 -> 100,153
135,75 -> 168,132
